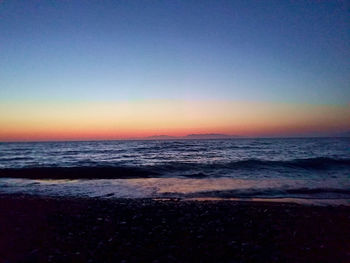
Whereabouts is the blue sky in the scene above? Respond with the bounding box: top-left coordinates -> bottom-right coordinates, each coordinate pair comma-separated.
0,0 -> 349,104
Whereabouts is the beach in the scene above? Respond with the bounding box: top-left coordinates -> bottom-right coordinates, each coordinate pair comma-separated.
1,194 -> 349,262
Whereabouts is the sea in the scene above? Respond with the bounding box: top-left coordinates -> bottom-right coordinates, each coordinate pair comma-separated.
0,138 -> 349,205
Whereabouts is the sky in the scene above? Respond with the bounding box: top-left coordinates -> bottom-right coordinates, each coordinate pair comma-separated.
0,0 -> 349,141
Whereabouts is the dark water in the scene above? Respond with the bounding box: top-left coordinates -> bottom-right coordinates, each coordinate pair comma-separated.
0,138 -> 349,203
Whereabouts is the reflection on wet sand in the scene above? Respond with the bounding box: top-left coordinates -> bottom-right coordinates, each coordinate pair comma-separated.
1,177 -> 349,206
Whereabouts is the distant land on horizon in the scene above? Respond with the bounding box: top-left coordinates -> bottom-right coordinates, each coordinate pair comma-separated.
184,134 -> 240,139
135,131 -> 350,141
1,132 -> 350,143
126,134 -> 241,140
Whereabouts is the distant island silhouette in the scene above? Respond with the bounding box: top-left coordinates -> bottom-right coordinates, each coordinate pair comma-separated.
139,134 -> 241,140
129,131 -> 350,141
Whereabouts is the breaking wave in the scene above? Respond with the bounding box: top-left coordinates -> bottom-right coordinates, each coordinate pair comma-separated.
0,157 -> 349,179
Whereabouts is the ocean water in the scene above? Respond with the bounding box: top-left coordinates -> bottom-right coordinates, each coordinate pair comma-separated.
0,138 -> 349,205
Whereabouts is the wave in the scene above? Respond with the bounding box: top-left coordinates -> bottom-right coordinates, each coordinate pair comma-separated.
180,187 -> 350,199
0,157 -> 33,161
0,167 -> 159,179
154,157 -> 350,171
283,157 -> 350,169
0,157 -> 349,179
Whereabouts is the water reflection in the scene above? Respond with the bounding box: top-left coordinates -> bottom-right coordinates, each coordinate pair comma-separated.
1,177 -> 349,206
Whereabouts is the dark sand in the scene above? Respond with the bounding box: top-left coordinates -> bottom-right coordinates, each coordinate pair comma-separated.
0,195 -> 349,263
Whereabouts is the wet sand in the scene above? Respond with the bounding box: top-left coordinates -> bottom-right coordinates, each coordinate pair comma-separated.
0,194 -> 349,262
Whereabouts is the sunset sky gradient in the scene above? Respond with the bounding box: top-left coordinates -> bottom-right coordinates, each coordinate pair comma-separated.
0,1 -> 349,141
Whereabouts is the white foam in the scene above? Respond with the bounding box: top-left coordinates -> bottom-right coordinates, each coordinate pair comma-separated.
1,177 -> 349,203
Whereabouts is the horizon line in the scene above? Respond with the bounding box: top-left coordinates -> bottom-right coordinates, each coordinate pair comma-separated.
1,135 -> 349,143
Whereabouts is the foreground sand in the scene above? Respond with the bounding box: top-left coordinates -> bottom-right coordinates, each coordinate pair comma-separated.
0,195 -> 349,262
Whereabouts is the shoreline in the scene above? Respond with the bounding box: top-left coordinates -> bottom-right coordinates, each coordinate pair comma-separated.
1,176 -> 349,206
2,191 -> 350,207
1,194 -> 349,262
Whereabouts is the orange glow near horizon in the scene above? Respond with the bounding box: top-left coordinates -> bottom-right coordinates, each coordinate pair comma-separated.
0,100 -> 349,141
